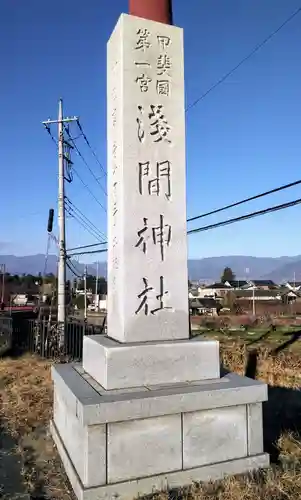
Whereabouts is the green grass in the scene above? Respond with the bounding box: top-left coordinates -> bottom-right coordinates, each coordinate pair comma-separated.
192,325 -> 301,352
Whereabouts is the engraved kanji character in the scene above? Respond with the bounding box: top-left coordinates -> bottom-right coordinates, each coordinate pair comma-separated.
135,28 -> 151,51
156,80 -> 170,96
112,162 -> 118,175
135,62 -> 151,67
136,105 -> 145,143
136,73 -> 152,92
112,108 -> 117,127
157,35 -> 171,50
157,54 -> 172,75
135,217 -> 149,254
138,161 -> 150,194
150,276 -> 172,314
112,142 -> 117,158
152,214 -> 172,261
135,278 -> 154,315
139,160 -> 171,199
112,181 -> 118,217
149,105 -> 171,143
154,160 -> 171,199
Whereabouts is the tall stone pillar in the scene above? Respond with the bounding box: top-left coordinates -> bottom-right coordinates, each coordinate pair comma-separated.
50,10 -> 269,500
82,14 -> 220,390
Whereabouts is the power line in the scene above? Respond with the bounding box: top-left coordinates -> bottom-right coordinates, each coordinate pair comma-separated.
67,242 -> 107,252
185,6 -> 301,112
65,205 -> 104,242
66,205 -> 105,243
72,166 -> 107,212
67,248 -> 108,257
187,197 -> 301,235
65,198 -> 107,241
66,258 -> 83,278
64,125 -> 107,197
187,178 -> 301,223
66,197 -> 301,256
43,124 -> 58,146
76,120 -> 106,178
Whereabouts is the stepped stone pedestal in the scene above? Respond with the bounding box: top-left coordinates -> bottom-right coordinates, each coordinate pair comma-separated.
51,12 -> 268,500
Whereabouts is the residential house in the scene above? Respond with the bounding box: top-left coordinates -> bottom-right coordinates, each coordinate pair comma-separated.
224,280 -> 249,289
3,282 -> 40,306
234,290 -> 282,302
199,282 -> 231,299
246,280 -> 277,290
285,281 -> 301,292
189,297 -> 220,316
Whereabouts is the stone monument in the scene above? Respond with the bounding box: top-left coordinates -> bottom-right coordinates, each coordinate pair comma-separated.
50,6 -> 269,500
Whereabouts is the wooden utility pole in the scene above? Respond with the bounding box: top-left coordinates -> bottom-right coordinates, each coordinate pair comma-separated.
129,0 -> 173,24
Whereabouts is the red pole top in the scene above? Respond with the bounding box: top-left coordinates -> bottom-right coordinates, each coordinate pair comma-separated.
129,0 -> 173,25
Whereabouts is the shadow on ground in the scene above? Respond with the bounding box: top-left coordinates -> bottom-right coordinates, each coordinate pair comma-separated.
244,349 -> 301,463
0,422 -> 30,500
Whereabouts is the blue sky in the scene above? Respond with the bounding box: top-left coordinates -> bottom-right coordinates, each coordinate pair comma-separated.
1,0 -> 301,260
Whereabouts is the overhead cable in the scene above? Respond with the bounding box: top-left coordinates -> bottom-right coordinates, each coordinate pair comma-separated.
66,258 -> 83,278
67,248 -> 108,257
66,242 -> 107,252
76,120 -> 107,178
72,167 -> 107,212
187,178 -> 301,223
186,6 -> 301,112
64,125 -> 107,197
65,197 -> 107,241
187,198 -> 301,235
66,206 -> 105,243
66,198 -> 301,256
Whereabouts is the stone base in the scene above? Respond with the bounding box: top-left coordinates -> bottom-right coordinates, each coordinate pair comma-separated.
51,364 -> 269,500
51,420 -> 268,500
82,335 -> 220,389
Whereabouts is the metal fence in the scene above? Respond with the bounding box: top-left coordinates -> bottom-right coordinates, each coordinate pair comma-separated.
11,315 -> 106,360
0,314 -> 13,355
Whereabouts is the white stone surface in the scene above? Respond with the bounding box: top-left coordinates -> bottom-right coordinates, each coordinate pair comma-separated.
53,385 -> 106,487
107,13 -> 189,343
83,335 -> 220,389
183,406 -> 248,469
108,414 -> 182,483
247,403 -> 264,456
52,365 -> 268,427
51,419 -> 269,500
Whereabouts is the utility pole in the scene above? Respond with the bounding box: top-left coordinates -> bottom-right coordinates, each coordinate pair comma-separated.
0,264 -> 5,306
252,286 -> 256,316
293,271 -> 296,290
84,265 -> 87,322
95,261 -> 99,309
42,99 -> 78,348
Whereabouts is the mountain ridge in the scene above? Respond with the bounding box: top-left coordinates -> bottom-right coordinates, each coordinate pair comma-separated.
1,254 -> 300,283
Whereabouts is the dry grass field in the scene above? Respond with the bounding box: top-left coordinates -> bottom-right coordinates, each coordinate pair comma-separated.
1,337 -> 301,499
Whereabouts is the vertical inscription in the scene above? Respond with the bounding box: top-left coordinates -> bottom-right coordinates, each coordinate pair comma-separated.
132,25 -> 175,316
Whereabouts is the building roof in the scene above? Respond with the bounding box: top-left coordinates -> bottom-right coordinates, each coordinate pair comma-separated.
189,298 -> 219,309
250,280 -> 276,287
287,281 -> 301,287
227,280 -> 248,288
204,282 -> 231,290
234,289 -> 280,298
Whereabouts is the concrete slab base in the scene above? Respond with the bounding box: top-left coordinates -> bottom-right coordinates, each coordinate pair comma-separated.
51,364 -> 269,500
51,420 -> 269,500
83,335 -> 220,389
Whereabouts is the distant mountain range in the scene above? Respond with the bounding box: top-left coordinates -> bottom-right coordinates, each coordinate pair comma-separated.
1,254 -> 301,283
